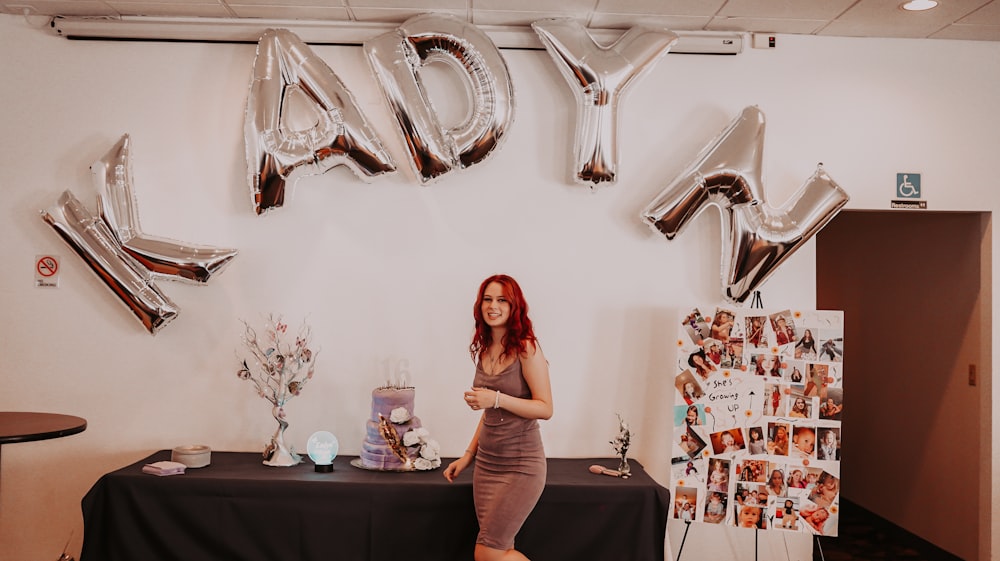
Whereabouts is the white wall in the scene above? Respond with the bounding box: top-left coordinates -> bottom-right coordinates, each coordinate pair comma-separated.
0,16 -> 998,561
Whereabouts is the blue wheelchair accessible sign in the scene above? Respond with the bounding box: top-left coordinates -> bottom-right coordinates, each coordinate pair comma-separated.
896,173 -> 921,199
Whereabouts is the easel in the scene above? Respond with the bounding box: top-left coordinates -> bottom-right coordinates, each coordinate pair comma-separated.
814,534 -> 826,561
675,521 -> 824,561
675,521 -> 769,561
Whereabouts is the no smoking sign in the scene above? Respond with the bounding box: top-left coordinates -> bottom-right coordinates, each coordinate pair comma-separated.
35,254 -> 60,287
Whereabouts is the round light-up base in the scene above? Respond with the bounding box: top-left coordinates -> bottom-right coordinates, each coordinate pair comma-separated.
306,430 -> 340,473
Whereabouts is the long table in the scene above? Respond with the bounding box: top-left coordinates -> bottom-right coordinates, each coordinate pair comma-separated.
81,451 -> 669,561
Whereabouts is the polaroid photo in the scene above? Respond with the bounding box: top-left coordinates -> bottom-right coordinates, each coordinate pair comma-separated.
746,425 -> 768,455
816,427 -> 841,461
734,503 -> 767,529
791,425 -> 817,459
763,383 -> 786,417
681,308 -> 711,345
710,308 -> 736,344
773,497 -> 801,531
706,458 -> 732,494
673,486 -> 699,521
671,455 -> 705,483
685,348 -> 718,382
765,462 -> 788,499
807,470 -> 840,509
785,359 -> 806,385
794,327 -> 819,360
736,459 -> 769,483
766,422 -> 791,456
675,370 -> 706,406
675,403 -> 706,428
710,428 -> 747,456
678,426 -> 708,460
745,315 -> 769,349
818,388 -> 844,421
817,329 -> 844,362
722,337 -> 745,369
769,310 -> 797,347
786,391 -> 813,420
751,353 -> 783,377
703,489 -> 729,524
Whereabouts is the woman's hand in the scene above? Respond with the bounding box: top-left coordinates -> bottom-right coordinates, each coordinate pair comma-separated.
463,387 -> 491,411
443,452 -> 473,482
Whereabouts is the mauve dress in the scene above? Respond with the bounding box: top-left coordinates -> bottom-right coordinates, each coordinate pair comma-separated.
472,357 -> 547,551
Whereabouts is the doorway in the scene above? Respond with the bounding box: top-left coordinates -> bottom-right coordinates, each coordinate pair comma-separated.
816,210 -> 991,561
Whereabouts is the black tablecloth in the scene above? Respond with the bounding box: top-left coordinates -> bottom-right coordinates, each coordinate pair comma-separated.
81,451 -> 669,561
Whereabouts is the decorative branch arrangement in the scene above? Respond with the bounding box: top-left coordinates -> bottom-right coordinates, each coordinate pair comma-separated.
237,314 -> 318,466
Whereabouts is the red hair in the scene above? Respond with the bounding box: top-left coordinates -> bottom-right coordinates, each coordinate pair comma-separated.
469,274 -> 537,362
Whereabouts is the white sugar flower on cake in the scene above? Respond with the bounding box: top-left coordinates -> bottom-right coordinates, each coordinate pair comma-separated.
402,430 -> 420,447
390,407 -> 411,423
419,438 -> 440,460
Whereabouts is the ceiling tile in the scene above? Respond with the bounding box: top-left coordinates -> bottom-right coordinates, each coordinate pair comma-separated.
473,10 -> 590,26
589,12 -> 712,30
958,0 -> 1000,24
593,0 -> 725,17
106,2 -> 233,18
836,0 -> 992,26
718,0 -> 856,20
225,0 -> 345,5
112,0 -> 220,4
475,0 -> 593,10
349,6 -> 465,22
226,4 -> 350,20
346,0 -> 465,7
707,16 -> 826,35
930,23 -> 1000,40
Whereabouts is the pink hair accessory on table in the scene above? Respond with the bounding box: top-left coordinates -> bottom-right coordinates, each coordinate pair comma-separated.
589,464 -> 622,477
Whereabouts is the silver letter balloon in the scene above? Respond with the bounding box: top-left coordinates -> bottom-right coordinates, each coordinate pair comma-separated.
641,106 -> 850,303
94,134 -> 239,284
41,190 -> 180,334
245,28 -> 396,215
364,13 -> 514,184
532,19 -> 677,187
40,135 -> 239,334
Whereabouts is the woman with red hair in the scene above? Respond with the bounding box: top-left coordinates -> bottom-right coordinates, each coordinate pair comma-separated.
444,274 -> 553,561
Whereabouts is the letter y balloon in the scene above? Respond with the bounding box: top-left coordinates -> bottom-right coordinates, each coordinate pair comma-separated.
532,19 -> 677,188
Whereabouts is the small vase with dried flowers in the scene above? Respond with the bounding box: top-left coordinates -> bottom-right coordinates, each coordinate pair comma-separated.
610,413 -> 632,479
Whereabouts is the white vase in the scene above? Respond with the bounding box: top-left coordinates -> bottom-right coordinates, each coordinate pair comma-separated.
263,405 -> 301,467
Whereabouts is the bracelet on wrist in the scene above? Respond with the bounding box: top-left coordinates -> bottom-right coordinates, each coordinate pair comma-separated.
494,390 -> 501,409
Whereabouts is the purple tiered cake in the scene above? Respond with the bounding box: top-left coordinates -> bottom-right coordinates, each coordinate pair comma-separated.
359,386 -> 422,470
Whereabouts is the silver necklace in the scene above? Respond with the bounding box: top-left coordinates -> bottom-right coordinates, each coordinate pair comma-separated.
486,349 -> 501,375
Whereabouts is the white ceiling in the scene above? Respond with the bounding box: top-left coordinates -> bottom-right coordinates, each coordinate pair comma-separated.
2,0 -> 999,42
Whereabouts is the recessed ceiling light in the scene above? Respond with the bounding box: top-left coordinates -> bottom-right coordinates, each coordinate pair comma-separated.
901,0 -> 939,11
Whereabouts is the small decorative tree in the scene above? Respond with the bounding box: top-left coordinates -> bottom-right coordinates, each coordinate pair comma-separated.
237,314 -> 317,466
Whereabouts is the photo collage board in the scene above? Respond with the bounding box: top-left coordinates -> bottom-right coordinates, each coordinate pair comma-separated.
669,307 -> 844,536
